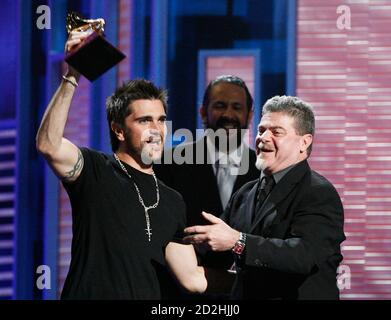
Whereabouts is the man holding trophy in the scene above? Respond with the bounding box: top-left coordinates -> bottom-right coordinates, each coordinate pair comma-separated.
36,14 -> 207,299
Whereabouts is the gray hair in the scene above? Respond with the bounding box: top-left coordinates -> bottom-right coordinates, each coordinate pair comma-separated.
262,95 -> 315,156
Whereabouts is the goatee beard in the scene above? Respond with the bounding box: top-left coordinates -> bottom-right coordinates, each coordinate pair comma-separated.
255,156 -> 265,171
140,146 -> 162,166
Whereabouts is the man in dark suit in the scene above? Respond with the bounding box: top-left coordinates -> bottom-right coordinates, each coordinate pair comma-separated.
154,76 -> 259,296
155,75 -> 259,227
184,95 -> 345,299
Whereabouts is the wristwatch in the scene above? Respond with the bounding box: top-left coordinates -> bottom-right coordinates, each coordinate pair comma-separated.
232,232 -> 247,255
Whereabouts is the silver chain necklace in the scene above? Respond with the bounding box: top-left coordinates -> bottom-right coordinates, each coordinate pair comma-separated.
113,153 -> 160,242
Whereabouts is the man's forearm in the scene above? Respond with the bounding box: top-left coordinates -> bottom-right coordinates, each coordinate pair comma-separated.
165,242 -> 208,294
36,73 -> 79,155
185,266 -> 208,294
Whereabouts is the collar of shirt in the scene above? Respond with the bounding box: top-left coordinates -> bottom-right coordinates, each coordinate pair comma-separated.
260,163 -> 297,185
206,136 -> 243,173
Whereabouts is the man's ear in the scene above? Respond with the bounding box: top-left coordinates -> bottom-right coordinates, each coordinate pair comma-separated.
199,105 -> 207,126
300,134 -> 313,153
111,122 -> 125,142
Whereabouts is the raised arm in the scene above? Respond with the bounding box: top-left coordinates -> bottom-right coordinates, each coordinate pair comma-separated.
36,31 -> 88,182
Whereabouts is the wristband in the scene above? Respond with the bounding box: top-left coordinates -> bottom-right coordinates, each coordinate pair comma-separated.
62,75 -> 79,87
232,232 -> 246,255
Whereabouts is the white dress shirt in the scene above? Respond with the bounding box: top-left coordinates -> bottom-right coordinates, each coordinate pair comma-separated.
206,137 -> 244,209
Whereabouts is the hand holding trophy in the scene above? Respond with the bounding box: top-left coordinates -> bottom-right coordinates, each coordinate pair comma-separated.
65,12 -> 126,81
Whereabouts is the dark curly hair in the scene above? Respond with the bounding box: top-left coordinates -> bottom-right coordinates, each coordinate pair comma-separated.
202,75 -> 253,111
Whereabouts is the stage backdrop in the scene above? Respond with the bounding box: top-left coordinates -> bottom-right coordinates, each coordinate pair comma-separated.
296,0 -> 391,299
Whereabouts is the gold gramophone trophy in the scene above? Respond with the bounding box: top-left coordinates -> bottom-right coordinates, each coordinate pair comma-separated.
65,12 -> 126,81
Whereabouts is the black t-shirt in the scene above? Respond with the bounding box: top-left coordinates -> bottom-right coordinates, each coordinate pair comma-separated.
61,148 -> 186,299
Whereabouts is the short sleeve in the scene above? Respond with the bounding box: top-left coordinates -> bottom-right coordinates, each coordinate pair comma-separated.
61,147 -> 105,214
171,197 -> 187,244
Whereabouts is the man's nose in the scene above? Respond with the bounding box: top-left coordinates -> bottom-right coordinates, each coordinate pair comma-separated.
149,120 -> 161,131
258,129 -> 271,142
255,136 -> 260,148
222,106 -> 236,119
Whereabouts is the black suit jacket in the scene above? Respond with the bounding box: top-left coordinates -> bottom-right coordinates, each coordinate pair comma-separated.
155,138 -> 259,273
222,160 -> 345,300
155,137 -> 259,227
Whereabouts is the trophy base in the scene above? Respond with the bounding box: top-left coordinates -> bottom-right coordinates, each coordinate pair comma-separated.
65,32 -> 126,81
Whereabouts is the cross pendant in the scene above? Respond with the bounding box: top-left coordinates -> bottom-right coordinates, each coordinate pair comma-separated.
144,208 -> 152,242
145,226 -> 152,242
